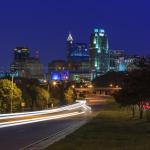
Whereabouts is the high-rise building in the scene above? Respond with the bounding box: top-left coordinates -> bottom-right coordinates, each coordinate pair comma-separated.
11,47 -> 44,79
11,47 -> 30,72
66,33 -> 90,81
109,50 -> 126,71
67,33 -> 89,62
25,57 -> 44,79
14,47 -> 29,60
89,28 -> 109,79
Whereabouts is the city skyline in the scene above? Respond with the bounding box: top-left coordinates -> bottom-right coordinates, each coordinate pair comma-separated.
0,1 -> 150,149
0,0 -> 150,69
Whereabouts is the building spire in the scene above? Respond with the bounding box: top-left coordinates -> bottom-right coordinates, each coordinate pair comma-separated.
67,32 -> 73,43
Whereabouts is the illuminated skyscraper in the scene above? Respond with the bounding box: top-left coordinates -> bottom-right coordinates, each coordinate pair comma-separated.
11,47 -> 30,72
14,47 -> 29,60
66,33 -> 89,62
66,33 -> 90,81
89,28 -> 109,79
11,47 -> 44,79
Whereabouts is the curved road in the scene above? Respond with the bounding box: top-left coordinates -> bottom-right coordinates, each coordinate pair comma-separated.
0,115 -> 88,150
0,96 -> 106,150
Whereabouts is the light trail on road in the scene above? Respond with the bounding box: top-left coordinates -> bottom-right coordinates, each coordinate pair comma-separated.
0,101 -> 91,129
0,111 -> 85,129
0,101 -> 90,119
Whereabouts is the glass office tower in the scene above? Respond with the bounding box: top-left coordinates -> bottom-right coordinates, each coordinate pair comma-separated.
67,33 -> 89,62
14,47 -> 29,60
89,28 -> 109,79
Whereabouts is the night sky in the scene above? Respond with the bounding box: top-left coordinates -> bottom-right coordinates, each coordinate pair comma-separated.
0,0 -> 150,70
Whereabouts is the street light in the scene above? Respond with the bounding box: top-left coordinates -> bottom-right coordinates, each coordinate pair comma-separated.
72,85 -> 75,88
109,84 -> 113,87
10,74 -> 14,113
88,84 -> 93,88
116,85 -> 119,88
47,80 -> 50,109
21,102 -> 26,111
52,81 -> 57,87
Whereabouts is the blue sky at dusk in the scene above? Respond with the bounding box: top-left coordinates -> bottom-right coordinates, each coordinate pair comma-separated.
0,0 -> 150,70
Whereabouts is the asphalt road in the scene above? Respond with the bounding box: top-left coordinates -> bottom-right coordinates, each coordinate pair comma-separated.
0,96 -> 107,150
0,114 -> 87,150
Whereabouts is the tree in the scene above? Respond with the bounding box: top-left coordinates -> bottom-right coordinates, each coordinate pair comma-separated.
114,68 -> 150,119
49,82 -> 66,105
14,78 -> 39,110
93,71 -> 126,87
49,98 -> 61,107
10,78 -> 62,110
0,79 -> 22,112
65,87 -> 76,104
35,87 -> 50,109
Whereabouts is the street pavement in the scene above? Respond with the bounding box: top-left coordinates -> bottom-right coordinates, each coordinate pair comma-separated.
0,95 -> 108,150
0,115 -> 88,150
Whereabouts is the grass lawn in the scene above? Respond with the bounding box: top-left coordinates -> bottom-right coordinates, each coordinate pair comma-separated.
46,98 -> 150,150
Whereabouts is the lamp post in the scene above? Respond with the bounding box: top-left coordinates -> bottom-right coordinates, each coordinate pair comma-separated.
47,80 -> 50,109
116,85 -> 119,88
109,84 -> 113,87
52,81 -> 57,87
10,74 -> 14,113
72,85 -> 75,89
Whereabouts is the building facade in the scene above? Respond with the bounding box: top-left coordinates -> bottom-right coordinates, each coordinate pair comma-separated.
11,47 -> 44,79
109,49 -> 126,72
109,50 -> 145,72
48,60 -> 69,81
67,33 -> 89,62
66,33 -> 90,81
125,55 -> 141,71
89,28 -> 110,79
14,47 -> 29,60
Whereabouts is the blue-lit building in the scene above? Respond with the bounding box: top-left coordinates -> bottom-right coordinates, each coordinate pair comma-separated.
89,28 -> 110,79
48,60 -> 69,81
67,33 -> 89,62
51,71 -> 69,81
109,50 -> 126,72
66,33 -> 91,81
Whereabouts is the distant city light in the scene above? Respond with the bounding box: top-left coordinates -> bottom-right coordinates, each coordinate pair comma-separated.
52,81 -> 57,86
109,84 -> 113,87
72,85 -> 75,88
119,63 -> 126,71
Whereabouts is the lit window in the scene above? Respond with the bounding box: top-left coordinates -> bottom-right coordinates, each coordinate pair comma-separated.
94,28 -> 99,33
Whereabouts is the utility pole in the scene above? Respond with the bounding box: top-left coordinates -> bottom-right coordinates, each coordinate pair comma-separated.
47,80 -> 50,109
10,74 -> 14,113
